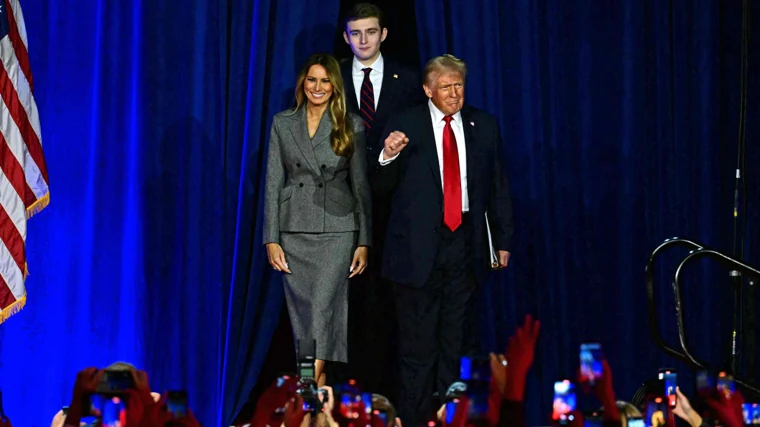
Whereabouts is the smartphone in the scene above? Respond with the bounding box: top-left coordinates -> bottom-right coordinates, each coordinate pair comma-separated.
361,392 -> 373,416
717,371 -> 735,398
658,369 -> 677,408
552,380 -> 576,424
460,356 -> 491,420
580,343 -> 604,385
82,394 -> 128,427
696,370 -> 714,397
646,397 -> 666,427
338,381 -> 362,419
273,375 -> 294,415
583,410 -> 603,427
83,369 -> 135,418
374,409 -> 389,425
166,390 -> 188,419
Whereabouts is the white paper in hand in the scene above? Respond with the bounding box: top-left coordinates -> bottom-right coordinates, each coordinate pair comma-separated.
486,213 -> 500,269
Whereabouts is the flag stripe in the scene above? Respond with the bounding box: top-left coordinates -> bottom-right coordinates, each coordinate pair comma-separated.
0,130 -> 25,200
0,203 -> 24,274
0,167 -> 25,243
0,1 -> 49,323
0,55 -> 48,185
0,272 -> 18,313
3,0 -> 32,92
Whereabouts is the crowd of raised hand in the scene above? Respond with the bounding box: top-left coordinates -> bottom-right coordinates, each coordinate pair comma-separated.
0,316 -> 749,427
238,314 -> 752,427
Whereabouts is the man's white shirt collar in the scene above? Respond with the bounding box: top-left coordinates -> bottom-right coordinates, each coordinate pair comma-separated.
428,99 -> 463,126
352,53 -> 384,74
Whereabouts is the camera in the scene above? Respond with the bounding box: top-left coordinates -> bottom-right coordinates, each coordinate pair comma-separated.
296,339 -> 322,414
81,369 -> 135,426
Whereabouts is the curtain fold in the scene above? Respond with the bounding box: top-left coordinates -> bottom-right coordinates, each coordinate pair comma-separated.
0,1 -> 339,425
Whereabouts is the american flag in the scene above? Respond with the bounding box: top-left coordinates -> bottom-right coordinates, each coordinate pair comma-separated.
0,0 -> 49,324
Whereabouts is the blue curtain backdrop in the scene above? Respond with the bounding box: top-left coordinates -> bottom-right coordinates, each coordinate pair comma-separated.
415,0 -> 760,423
0,0 -> 337,426
0,0 -> 758,426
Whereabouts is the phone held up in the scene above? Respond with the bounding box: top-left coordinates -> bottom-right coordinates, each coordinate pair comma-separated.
658,368 -> 677,408
579,343 -> 603,386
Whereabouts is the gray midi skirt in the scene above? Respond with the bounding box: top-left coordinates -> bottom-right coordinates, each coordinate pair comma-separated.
280,231 -> 357,363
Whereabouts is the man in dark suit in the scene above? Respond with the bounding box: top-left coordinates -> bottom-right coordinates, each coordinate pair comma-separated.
371,54 -> 514,424
340,3 -> 425,158
338,2 -> 425,396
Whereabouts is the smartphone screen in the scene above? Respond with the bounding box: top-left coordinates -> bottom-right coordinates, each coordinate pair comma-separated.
580,343 -> 603,385
361,392 -> 372,415
646,398 -> 666,427
552,380 -> 576,424
696,370 -> 713,397
742,403 -> 760,424
460,356 -> 491,420
338,381 -> 362,419
166,391 -> 188,418
627,417 -> 645,427
82,394 -> 128,427
583,411 -> 603,427
98,370 -> 135,394
717,372 -> 735,398
658,369 -> 677,407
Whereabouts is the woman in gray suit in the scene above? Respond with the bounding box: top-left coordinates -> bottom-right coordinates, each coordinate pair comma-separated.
264,53 -> 372,386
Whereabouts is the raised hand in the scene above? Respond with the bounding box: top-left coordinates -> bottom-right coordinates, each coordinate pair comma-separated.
673,387 -> 703,427
266,243 -> 292,273
503,314 -> 540,402
705,390 -> 745,427
383,131 -> 409,160
65,367 -> 104,426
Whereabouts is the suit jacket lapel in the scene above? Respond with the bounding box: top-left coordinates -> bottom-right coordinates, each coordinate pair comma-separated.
289,107 -> 322,175
460,107 -> 477,201
342,61 -> 360,114
422,107 -> 443,197
374,60 -> 396,121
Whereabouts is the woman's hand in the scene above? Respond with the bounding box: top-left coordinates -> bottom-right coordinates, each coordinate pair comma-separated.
349,246 -> 368,278
673,387 -> 703,427
266,243 -> 291,273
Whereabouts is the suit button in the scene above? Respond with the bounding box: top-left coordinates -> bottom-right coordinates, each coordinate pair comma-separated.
319,184 -> 324,188
299,183 -> 304,188
296,163 -> 301,167
321,164 -> 326,169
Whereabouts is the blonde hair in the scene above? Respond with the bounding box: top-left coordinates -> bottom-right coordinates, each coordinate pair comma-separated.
599,401 -> 643,426
424,54 -> 467,86
292,53 -> 353,157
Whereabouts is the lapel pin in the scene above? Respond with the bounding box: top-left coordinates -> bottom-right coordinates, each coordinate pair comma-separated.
470,121 -> 475,126
393,74 -> 398,79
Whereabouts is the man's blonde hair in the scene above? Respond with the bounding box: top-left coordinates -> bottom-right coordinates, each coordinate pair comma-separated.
424,54 -> 467,86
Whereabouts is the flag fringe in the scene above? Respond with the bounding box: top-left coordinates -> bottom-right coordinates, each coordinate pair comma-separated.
0,292 -> 27,325
26,191 -> 50,219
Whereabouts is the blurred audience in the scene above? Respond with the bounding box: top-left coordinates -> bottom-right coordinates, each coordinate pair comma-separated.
0,314 -> 754,427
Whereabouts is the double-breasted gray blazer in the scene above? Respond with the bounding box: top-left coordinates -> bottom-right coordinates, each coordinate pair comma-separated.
263,107 -> 372,247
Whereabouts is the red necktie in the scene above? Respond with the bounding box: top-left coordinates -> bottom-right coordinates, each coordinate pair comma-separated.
443,115 -> 462,231
360,68 -> 375,129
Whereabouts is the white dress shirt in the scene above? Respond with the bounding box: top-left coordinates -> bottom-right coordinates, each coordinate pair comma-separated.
379,99 -> 469,212
352,54 -> 384,109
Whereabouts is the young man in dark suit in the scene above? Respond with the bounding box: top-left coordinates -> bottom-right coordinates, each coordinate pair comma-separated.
372,54 -> 514,424
338,2 -> 425,399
